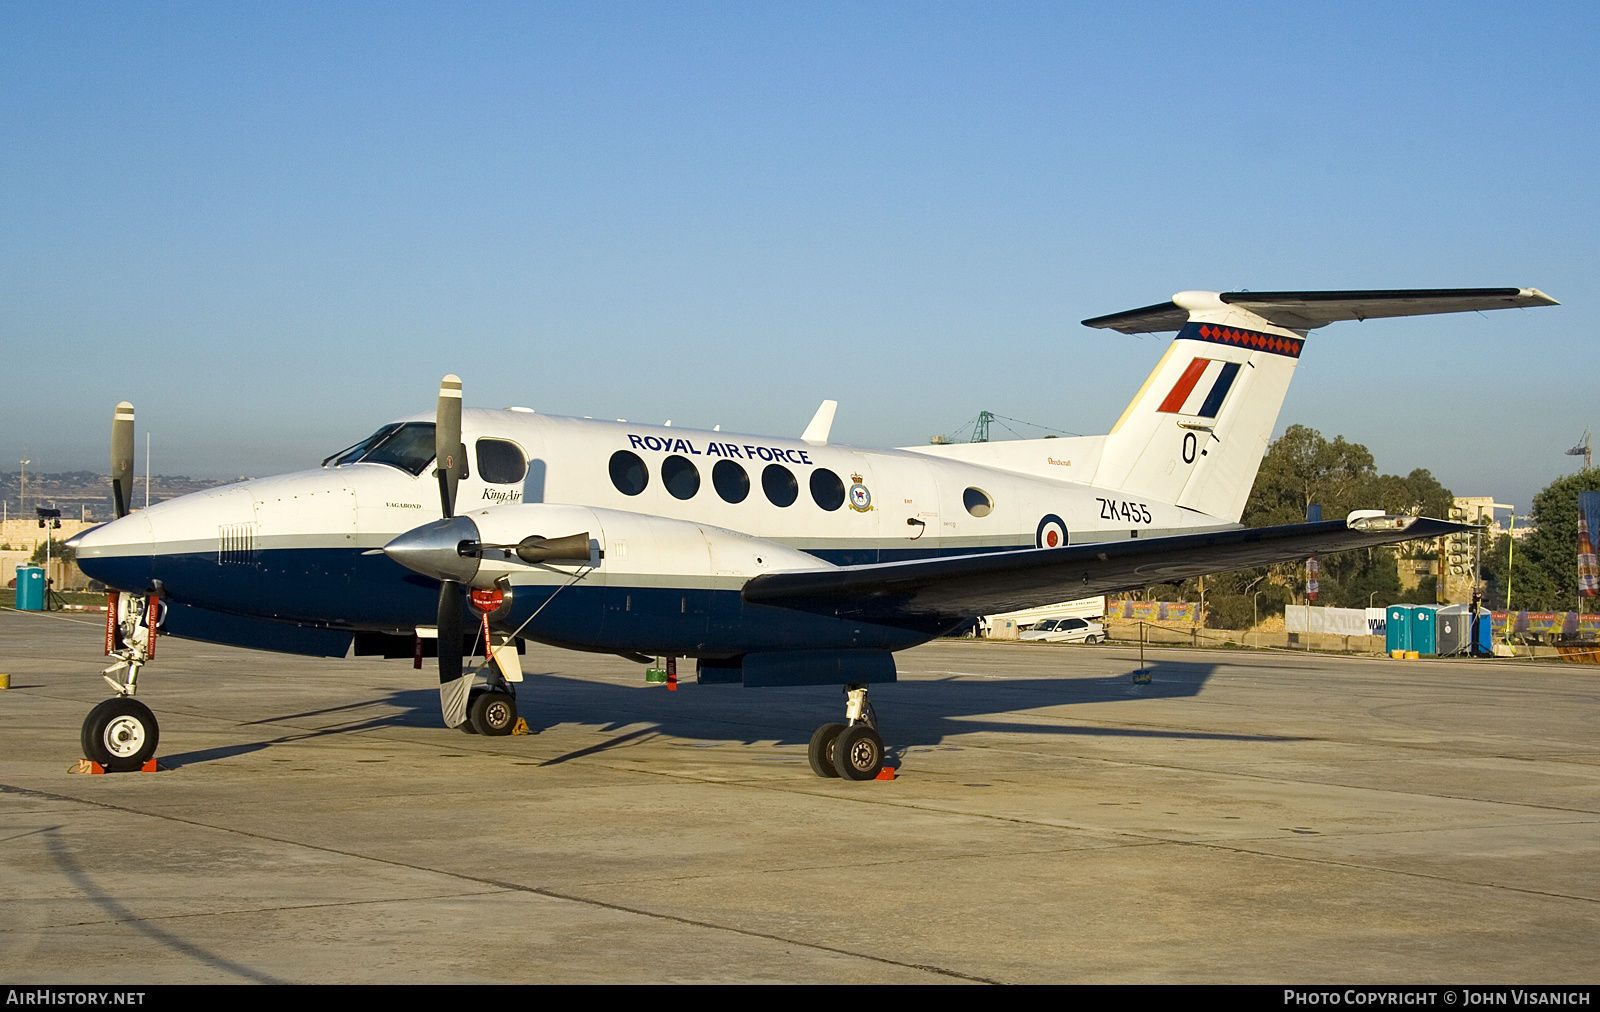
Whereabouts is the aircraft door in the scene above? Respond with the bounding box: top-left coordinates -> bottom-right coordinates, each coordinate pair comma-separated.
861,455 -> 941,554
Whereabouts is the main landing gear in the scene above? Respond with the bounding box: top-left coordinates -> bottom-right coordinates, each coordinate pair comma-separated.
807,685 -> 886,781
461,678 -> 520,736
82,591 -> 162,771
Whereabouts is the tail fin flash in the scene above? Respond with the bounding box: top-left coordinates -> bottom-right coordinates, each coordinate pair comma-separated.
1090,293 -> 1301,522
1085,287 -> 1556,523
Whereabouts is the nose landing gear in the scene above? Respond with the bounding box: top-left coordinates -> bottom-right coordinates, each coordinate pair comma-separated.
806,685 -> 886,781
82,591 -> 163,771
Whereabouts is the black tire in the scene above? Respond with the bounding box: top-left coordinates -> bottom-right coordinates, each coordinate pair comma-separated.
834,724 -> 885,781
469,690 -> 518,737
81,697 -> 159,772
808,722 -> 846,778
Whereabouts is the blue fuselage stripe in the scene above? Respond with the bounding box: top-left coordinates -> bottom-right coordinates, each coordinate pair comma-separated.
79,546 -> 948,656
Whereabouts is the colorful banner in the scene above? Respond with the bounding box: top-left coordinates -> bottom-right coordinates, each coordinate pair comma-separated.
1490,611 -> 1600,637
1306,557 -> 1320,601
1579,491 -> 1600,598
1114,600 -> 1201,625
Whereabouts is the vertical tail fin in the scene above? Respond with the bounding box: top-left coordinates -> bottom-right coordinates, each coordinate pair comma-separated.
1090,292 -> 1304,523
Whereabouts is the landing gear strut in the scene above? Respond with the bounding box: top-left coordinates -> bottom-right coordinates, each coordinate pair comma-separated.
807,684 -> 885,781
82,590 -> 162,770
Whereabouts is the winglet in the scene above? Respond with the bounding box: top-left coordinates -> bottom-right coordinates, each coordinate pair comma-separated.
802,400 -> 838,446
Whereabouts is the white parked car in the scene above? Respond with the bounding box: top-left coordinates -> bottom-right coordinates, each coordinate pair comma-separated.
1019,617 -> 1106,644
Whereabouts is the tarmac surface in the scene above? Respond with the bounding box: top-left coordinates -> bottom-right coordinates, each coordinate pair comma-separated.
2,607 -> 1598,984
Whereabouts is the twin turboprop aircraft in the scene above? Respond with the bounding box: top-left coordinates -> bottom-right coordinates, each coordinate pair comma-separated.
68,287 -> 1556,779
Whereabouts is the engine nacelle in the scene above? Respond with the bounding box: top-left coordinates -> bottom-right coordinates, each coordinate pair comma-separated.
384,502 -> 826,590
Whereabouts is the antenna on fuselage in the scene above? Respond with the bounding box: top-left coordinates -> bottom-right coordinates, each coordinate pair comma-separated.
802,400 -> 838,446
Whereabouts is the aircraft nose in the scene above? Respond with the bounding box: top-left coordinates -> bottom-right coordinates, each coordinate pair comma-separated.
384,515 -> 481,584
67,511 -> 155,591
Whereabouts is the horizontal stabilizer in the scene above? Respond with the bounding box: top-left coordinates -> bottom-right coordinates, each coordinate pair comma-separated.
744,517 -> 1466,624
1084,288 -> 1557,334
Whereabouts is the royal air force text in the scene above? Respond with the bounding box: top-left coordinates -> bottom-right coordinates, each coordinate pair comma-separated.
628,434 -> 813,466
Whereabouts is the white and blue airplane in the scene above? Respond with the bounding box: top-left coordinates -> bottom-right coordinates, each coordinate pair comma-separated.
68,287 -> 1555,779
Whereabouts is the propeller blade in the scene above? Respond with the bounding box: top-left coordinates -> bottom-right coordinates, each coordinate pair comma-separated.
435,374 -> 463,518
111,402 -> 135,518
436,578 -> 471,727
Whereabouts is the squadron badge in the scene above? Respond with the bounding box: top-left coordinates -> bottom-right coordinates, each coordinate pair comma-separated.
848,473 -> 873,512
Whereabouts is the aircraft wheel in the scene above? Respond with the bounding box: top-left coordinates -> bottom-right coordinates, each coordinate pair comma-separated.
469,690 -> 518,737
81,697 -> 160,772
808,722 -> 846,778
834,724 -> 885,781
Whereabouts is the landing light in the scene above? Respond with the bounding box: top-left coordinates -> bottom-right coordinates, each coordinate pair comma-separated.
1346,510 -> 1416,532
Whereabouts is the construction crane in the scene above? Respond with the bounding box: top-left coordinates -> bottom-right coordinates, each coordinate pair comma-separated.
1567,427 -> 1592,471
970,410 -> 994,443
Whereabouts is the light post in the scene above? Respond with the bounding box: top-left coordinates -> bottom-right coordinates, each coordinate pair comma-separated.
1493,503 -> 1515,645
1369,590 -> 1379,609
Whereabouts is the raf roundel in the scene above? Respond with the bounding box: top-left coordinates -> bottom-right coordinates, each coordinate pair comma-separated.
1036,514 -> 1068,550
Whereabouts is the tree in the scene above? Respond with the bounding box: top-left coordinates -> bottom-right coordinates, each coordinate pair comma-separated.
1480,467 -> 1600,611
29,539 -> 75,565
1200,425 -> 1453,624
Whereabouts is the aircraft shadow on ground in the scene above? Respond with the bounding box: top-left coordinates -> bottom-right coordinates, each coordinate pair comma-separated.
163,658 -> 1305,768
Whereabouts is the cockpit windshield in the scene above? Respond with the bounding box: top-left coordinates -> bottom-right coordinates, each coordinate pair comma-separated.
325,422 -> 437,476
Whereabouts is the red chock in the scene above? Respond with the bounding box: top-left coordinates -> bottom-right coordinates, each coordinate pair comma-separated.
875,766 -> 896,781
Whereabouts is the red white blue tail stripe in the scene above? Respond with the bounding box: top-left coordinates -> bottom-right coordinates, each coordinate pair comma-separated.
1157,357 -> 1241,418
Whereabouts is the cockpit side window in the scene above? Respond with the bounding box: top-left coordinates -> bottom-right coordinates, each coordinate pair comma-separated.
475,438 -> 528,485
330,422 -> 437,476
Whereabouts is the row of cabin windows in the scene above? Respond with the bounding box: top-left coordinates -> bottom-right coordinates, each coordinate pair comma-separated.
608,449 -> 995,516
333,428 -> 1001,518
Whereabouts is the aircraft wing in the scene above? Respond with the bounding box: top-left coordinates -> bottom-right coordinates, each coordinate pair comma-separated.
741,517 -> 1465,624
1083,287 -> 1557,335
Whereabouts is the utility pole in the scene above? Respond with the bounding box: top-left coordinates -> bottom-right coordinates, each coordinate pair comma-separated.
19,459 -> 29,517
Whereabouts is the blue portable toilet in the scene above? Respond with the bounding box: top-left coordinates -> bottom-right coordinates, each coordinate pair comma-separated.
1386,605 -> 1413,653
15,565 -> 45,611
1408,605 -> 1438,655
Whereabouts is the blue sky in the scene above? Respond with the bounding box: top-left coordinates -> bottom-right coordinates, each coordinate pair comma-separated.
3,2 -> 1594,514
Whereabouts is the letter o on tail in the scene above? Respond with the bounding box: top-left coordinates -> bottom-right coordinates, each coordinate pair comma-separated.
1036,514 -> 1068,549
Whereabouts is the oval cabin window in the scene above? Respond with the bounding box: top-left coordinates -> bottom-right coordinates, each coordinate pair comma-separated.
713,460 -> 750,503
661,455 -> 701,500
810,469 -> 845,511
609,450 -> 649,496
762,464 -> 798,507
964,487 -> 994,517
